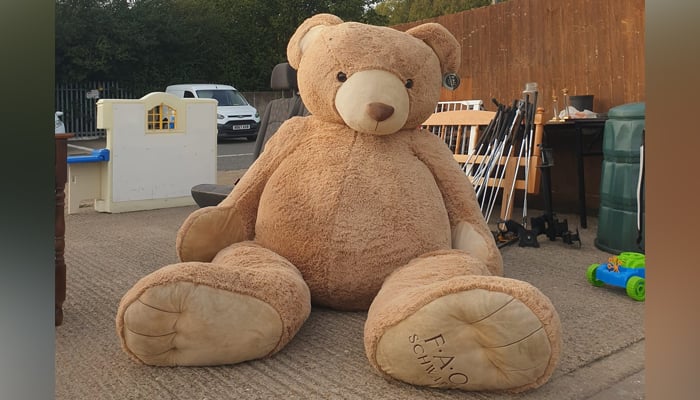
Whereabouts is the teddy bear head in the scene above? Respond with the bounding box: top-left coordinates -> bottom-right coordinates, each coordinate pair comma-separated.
287,14 -> 460,135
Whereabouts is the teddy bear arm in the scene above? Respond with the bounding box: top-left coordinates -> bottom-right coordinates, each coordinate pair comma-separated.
175,205 -> 253,262
176,121 -> 305,262
176,172 -> 263,262
412,133 -> 503,275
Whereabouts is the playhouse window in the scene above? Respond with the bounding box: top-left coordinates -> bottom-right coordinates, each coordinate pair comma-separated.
147,104 -> 177,131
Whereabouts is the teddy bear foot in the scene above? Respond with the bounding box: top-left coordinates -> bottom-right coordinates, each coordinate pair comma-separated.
365,253 -> 561,392
119,272 -> 283,366
116,243 -> 311,366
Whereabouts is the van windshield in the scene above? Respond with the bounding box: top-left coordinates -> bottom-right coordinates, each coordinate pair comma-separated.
196,89 -> 248,106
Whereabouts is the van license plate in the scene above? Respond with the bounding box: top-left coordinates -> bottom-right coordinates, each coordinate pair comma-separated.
232,124 -> 250,130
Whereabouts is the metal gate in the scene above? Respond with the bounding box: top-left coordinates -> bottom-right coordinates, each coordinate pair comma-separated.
55,81 -> 142,140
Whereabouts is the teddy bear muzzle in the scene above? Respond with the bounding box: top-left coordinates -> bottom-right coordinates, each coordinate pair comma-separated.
334,69 -> 410,135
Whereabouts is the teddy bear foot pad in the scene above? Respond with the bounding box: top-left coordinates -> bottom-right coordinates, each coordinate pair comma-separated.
122,281 -> 283,366
374,288 -> 556,391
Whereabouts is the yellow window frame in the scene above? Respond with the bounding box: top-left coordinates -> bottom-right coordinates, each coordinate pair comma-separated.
147,103 -> 177,132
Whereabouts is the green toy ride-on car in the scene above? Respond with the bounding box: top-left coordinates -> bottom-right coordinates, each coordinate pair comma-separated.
587,252 -> 646,301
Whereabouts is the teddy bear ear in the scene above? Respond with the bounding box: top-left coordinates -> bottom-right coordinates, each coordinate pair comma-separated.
287,14 -> 344,69
406,23 -> 461,87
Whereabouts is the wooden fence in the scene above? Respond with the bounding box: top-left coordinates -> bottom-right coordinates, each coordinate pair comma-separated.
394,0 -> 645,117
393,0 -> 645,214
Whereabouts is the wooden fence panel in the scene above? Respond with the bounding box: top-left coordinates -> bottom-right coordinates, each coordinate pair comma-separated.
394,0 -> 645,117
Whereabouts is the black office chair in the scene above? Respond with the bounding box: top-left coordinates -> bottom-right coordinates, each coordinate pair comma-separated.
191,63 -> 308,207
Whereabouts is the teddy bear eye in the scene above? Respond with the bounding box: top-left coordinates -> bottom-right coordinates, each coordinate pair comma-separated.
405,79 -> 414,89
337,72 -> 347,82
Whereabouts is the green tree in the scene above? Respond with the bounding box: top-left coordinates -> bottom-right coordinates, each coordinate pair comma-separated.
55,0 -> 393,91
55,0 -> 133,82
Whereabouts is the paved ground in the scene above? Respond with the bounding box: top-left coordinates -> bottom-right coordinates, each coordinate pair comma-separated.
60,136 -> 645,399
588,370 -> 644,400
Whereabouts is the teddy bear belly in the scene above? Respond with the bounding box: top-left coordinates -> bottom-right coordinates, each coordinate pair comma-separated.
254,159 -> 452,310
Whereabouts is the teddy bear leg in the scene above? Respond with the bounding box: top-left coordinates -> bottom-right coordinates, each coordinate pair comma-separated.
364,250 -> 561,393
116,241 -> 310,366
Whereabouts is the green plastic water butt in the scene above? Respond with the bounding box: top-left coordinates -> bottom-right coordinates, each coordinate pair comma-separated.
595,102 -> 645,254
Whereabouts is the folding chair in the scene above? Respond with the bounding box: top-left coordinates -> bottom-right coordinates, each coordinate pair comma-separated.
421,108 -> 544,222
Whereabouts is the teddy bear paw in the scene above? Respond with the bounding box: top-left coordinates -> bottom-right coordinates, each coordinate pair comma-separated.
119,280 -> 284,366
372,281 -> 561,392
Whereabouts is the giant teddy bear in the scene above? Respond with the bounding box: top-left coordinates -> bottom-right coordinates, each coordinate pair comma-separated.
116,14 -> 562,393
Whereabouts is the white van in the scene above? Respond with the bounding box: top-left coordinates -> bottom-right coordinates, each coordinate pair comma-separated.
165,83 -> 260,141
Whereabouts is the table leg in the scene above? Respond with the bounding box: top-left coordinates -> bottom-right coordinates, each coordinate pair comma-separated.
55,187 -> 66,326
55,134 -> 70,326
575,125 -> 588,228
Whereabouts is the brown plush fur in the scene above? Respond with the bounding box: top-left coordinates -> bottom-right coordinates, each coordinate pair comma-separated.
185,116 -> 502,310
287,15 -> 459,132
364,250 -> 562,392
115,14 -> 561,393
116,243 -> 311,363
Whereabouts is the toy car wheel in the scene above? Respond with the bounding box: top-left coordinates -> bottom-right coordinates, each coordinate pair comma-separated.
586,264 -> 604,287
625,276 -> 645,301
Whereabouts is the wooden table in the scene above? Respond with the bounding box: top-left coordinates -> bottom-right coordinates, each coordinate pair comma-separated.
543,118 -> 607,229
55,133 -> 74,326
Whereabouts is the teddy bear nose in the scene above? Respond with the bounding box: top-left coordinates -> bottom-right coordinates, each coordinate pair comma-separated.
367,102 -> 395,122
